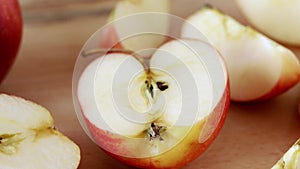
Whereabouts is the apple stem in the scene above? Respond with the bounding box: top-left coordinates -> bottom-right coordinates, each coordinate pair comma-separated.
81,48 -> 150,72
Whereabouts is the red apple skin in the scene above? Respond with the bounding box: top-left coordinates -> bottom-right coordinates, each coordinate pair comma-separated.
257,62 -> 300,101
256,74 -> 300,101
237,55 -> 300,102
0,0 -> 22,84
83,82 -> 230,169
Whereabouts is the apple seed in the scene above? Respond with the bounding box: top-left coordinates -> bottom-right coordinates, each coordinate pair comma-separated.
156,81 -> 168,91
145,80 -> 155,98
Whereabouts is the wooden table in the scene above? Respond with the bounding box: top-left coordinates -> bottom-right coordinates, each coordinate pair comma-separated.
1,0 -> 300,168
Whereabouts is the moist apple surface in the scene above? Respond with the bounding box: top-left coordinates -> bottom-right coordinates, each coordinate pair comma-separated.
0,94 -> 80,169
235,0 -> 300,46
182,6 -> 300,101
77,39 -> 227,158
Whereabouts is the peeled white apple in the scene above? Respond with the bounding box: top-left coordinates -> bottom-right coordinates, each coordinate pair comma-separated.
235,0 -> 300,46
99,0 -> 170,52
272,139 -> 300,169
182,6 -> 300,102
77,39 -> 229,168
0,94 -> 80,169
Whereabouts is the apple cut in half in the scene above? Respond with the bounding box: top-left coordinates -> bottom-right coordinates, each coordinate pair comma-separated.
182,6 -> 300,102
77,39 -> 229,168
0,94 -> 80,169
99,0 -> 170,52
235,0 -> 300,46
272,139 -> 300,169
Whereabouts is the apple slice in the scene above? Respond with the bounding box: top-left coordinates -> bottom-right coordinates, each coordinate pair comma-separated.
77,39 -> 229,168
235,0 -> 300,46
99,0 -> 170,52
182,6 -> 300,102
272,139 -> 300,169
0,94 -> 80,169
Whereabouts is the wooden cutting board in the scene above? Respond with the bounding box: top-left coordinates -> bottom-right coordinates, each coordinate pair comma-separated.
1,0 -> 299,168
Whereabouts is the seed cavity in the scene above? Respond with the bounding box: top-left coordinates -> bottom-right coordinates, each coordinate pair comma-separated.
147,123 -> 166,141
0,134 -> 21,155
145,80 -> 154,98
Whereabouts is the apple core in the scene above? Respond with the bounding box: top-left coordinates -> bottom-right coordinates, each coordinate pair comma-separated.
73,13 -> 229,169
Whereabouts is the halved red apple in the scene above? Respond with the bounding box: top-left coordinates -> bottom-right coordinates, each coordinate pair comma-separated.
76,38 -> 229,168
182,6 -> 300,102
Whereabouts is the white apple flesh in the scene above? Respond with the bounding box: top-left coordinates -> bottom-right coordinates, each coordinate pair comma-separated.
272,139 -> 300,169
77,39 -> 229,168
235,0 -> 300,46
0,94 -> 80,169
99,0 -> 170,52
182,6 -> 300,102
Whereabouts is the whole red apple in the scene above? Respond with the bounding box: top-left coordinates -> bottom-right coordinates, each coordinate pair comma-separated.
0,0 -> 22,83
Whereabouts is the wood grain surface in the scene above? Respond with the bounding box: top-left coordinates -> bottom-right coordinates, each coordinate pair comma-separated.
0,0 -> 299,169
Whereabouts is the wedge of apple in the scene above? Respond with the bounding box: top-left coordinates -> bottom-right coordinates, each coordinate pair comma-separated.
235,0 -> 300,46
272,139 -> 300,169
0,94 -> 80,169
99,0 -> 170,52
182,6 -> 300,102
77,39 -> 229,168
